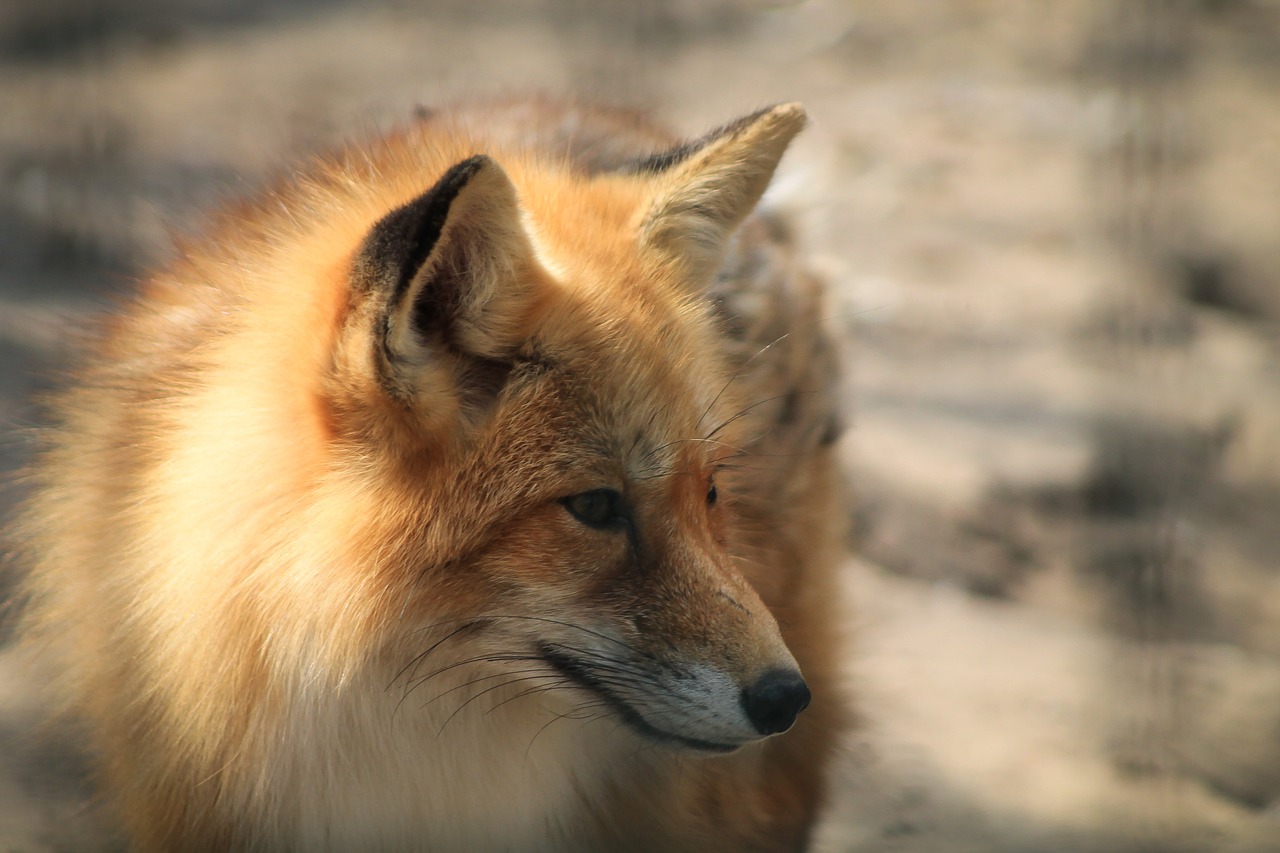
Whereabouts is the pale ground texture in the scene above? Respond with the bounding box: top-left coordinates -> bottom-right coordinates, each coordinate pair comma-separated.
1,1 -> 1279,851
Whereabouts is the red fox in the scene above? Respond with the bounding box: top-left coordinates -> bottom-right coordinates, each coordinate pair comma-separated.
14,98 -> 847,851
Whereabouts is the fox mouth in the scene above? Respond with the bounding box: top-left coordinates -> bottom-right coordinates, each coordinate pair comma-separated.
537,643 -> 743,753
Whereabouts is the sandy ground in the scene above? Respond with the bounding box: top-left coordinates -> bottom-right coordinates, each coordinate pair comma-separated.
1,1 -> 1279,850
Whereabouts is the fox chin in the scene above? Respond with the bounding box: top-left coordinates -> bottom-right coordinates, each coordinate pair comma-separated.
13,97 -> 849,852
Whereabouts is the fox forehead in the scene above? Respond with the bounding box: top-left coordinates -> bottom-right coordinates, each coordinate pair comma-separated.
493,169 -> 732,479
506,294 -> 729,488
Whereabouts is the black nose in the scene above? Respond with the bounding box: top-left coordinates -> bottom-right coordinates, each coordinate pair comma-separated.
741,669 -> 811,736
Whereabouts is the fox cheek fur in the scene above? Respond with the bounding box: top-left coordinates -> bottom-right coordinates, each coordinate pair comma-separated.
15,99 -> 847,851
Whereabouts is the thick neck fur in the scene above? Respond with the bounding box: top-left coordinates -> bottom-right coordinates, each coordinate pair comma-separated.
249,660 -> 659,852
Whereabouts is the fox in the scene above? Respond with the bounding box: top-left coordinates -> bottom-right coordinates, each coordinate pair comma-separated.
11,97 -> 848,852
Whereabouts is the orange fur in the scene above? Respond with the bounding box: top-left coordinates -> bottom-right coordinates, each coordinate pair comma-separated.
13,99 -> 848,852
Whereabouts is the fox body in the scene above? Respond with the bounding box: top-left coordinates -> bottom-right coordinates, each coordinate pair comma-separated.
14,99 -> 846,851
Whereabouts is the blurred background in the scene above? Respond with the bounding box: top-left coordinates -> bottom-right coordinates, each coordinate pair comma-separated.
1,1 -> 1278,850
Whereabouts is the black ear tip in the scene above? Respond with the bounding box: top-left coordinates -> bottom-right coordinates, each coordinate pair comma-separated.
358,148 -> 533,399
355,154 -> 497,301
440,155 -> 492,192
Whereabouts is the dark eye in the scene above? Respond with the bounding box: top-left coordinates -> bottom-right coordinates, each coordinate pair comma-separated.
707,483 -> 718,506
561,488 -> 627,531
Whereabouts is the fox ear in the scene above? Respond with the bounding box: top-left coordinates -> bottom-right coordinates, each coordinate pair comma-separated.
631,103 -> 806,282
353,155 -> 540,402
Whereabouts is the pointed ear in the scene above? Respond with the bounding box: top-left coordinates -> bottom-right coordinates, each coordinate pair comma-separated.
632,103 -> 806,282
353,155 -> 540,402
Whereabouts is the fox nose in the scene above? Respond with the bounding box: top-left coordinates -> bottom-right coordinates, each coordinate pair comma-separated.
741,669 -> 811,736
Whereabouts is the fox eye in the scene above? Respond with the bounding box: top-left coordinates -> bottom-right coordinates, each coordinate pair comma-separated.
707,483 -> 718,506
561,489 -> 627,531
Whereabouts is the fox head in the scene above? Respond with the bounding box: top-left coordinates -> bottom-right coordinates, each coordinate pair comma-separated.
314,104 -> 812,752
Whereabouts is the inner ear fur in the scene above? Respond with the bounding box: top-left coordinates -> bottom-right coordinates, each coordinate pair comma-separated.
352,154 -> 541,404
633,103 -> 807,284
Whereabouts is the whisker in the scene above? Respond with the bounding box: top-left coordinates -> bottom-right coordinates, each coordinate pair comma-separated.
485,678 -> 574,716
404,653 -> 544,694
704,389 -> 822,442
436,674 -> 565,737
422,668 -> 560,708
394,653 -> 544,719
386,620 -> 484,692
524,701 -> 615,759
694,325 -> 800,433
480,614 -> 655,662
642,436 -> 745,465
